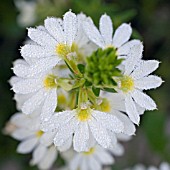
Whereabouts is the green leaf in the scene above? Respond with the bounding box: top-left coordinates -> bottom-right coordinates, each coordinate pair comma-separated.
102,88 -> 116,93
77,64 -> 85,74
92,86 -> 100,96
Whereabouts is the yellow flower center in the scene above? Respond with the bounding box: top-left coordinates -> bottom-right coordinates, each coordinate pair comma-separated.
83,148 -> 95,155
77,109 -> 91,122
98,98 -> 111,112
120,75 -> 134,93
56,43 -> 71,57
36,130 -> 44,138
43,75 -> 57,89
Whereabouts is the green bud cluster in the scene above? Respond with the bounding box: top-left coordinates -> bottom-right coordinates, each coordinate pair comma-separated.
85,48 -> 123,88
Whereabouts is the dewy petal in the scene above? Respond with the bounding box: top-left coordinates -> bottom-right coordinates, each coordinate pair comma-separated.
73,122 -> 89,152
38,146 -> 57,170
54,117 -> 78,147
131,60 -> 160,80
17,137 -> 38,154
99,14 -> 113,45
117,39 -> 141,56
21,44 -> 55,59
114,111 -> 136,135
44,17 -> 65,43
83,20 -> 105,48
11,129 -> 34,140
132,89 -> 157,110
30,145 -> 47,165
125,95 -> 140,125
58,136 -> 72,152
12,78 -> 42,94
41,89 -> 57,122
135,75 -> 163,90
88,118 -> 112,149
40,132 -> 55,147
109,143 -> 124,156
13,63 -> 30,78
63,11 -> 77,46
22,89 -> 47,115
112,23 -> 132,48
124,43 -> 143,75
92,110 -> 124,133
28,28 -> 57,47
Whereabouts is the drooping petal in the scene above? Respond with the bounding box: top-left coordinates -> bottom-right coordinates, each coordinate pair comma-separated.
124,43 -> 143,75
22,89 -> 47,115
41,89 -> 57,122
135,75 -> 163,90
131,60 -> 160,80
11,129 -> 34,140
125,95 -> 140,125
88,118 -> 112,149
63,11 -> 77,46
17,137 -> 38,154
12,78 -> 42,94
132,89 -> 157,110
30,145 -> 47,165
99,14 -> 113,45
58,136 -> 72,152
109,143 -> 124,156
13,63 -> 30,78
112,23 -> 132,48
40,132 -> 55,147
83,20 -> 105,48
38,146 -> 58,170
89,156 -> 102,170
117,39 -> 141,56
70,154 -> 81,170
21,44 -> 55,59
44,17 -> 65,43
73,122 -> 89,152
92,110 -> 124,133
28,28 -> 57,47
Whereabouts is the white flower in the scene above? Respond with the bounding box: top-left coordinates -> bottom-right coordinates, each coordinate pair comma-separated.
83,14 -> 141,57
116,44 -> 163,124
42,107 -> 124,152
17,11 -> 95,78
15,0 -> 36,27
6,112 -> 58,170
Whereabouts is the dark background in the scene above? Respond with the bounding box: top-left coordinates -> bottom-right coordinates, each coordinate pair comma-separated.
0,0 -> 170,169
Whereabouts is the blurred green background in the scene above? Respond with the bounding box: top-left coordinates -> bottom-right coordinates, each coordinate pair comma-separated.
0,0 -> 170,169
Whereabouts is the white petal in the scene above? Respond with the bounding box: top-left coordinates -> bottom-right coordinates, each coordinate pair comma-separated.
40,132 -> 55,147
124,43 -> 143,75
92,110 -> 124,133
108,131 -> 117,144
54,118 -> 78,147
12,78 -> 42,94
116,133 -> 131,141
112,23 -> 132,48
64,11 -> 77,46
117,39 -> 141,56
131,60 -> 160,79
89,156 -> 102,170
135,75 -> 162,90
13,63 -> 29,78
80,157 -> 88,170
99,14 -> 113,45
109,143 -> 124,156
22,89 -> 47,115
28,28 -> 57,47
58,136 -> 72,152
160,162 -> 170,170
73,122 -> 89,152
88,118 -> 112,148
44,17 -> 65,43
125,95 -> 140,125
30,145 -> 47,165
132,90 -> 157,110
41,89 -> 57,122
83,20 -> 105,48
114,111 -> 136,135
70,155 -> 81,170
21,44 -> 55,59
95,146 -> 114,165
11,129 -> 34,140
38,146 -> 58,170
17,137 -> 38,154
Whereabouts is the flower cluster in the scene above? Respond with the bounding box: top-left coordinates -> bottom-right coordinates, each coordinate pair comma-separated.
5,10 -> 163,169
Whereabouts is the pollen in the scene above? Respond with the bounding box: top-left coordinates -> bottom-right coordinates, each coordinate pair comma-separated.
98,98 -> 111,112
43,75 -> 57,89
120,75 -> 134,93
83,147 -> 95,155
77,109 -> 91,122
56,43 -> 70,57
36,130 -> 44,138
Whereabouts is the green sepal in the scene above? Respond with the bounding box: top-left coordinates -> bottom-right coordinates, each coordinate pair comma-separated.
92,86 -> 100,97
